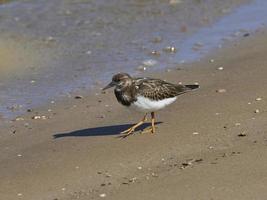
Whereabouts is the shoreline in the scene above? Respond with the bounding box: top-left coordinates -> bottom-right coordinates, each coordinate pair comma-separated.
0,0 -> 259,119
0,29 -> 267,199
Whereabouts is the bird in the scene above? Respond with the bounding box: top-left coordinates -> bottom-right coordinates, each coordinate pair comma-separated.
103,73 -> 199,137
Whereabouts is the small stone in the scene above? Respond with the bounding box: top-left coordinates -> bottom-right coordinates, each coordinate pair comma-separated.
137,65 -> 147,71
17,154 -> 22,157
137,166 -> 142,170
15,117 -> 24,121
32,116 -> 41,120
163,46 -> 177,53
85,50 -> 92,55
150,50 -> 160,56
256,97 -> 262,101
254,109 -> 260,113
17,193 -> 23,196
99,193 -> 106,198
192,132 -> 199,135
243,33 -> 250,37
74,95 -> 83,99
217,67 -> 224,70
61,187 -> 66,191
151,172 -> 158,177
238,132 -> 246,137
216,89 -> 226,93
209,59 -> 215,63
248,102 -> 252,105
235,123 -> 241,126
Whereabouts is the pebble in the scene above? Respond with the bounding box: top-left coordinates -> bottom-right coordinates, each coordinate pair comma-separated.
192,132 -> 199,135
216,89 -> 227,93
235,123 -> 241,126
15,117 -> 24,121
17,154 -> 22,157
85,50 -> 92,55
238,132 -> 246,137
99,193 -> 106,198
32,116 -> 41,120
17,193 -> 23,196
150,50 -> 160,56
217,67 -> 224,70
209,59 -> 215,63
163,46 -> 177,53
74,95 -> 83,99
255,97 -> 262,101
254,109 -> 260,113
137,166 -> 142,170
142,59 -> 157,67
137,65 -> 147,71
151,172 -> 158,177
61,188 -> 66,191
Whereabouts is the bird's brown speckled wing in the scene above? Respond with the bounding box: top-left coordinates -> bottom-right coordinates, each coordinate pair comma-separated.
133,78 -> 190,101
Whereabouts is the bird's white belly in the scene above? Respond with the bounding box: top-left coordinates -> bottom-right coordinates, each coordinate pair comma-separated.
131,96 -> 177,112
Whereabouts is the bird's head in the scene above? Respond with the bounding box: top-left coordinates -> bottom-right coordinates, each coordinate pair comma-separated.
103,73 -> 132,91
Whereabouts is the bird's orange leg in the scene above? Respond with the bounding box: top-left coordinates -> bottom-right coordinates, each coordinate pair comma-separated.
142,112 -> 156,134
151,112 -> 156,133
120,113 -> 147,136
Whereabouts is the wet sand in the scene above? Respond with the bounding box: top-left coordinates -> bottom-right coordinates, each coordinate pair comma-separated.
0,29 -> 267,200
0,0 -> 252,118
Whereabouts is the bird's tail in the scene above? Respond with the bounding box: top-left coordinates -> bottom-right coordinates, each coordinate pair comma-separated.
185,84 -> 199,90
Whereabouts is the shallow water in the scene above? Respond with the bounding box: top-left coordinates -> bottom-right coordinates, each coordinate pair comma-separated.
0,0 -> 266,119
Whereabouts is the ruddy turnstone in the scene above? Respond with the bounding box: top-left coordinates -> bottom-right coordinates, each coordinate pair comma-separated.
103,73 -> 199,137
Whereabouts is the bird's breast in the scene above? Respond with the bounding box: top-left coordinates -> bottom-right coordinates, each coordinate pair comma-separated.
131,96 -> 177,112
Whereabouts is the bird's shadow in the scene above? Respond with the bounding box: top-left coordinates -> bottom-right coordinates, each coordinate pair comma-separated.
53,122 -> 162,139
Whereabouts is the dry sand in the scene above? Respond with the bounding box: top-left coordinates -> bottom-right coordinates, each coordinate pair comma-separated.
0,30 -> 267,200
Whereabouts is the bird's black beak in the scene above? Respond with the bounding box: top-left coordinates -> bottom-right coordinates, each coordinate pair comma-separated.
102,81 -> 115,90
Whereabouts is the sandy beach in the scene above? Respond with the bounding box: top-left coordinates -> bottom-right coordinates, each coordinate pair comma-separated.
0,28 -> 266,200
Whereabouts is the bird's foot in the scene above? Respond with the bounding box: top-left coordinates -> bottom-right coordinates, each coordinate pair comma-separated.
118,127 -> 136,138
141,126 -> 156,134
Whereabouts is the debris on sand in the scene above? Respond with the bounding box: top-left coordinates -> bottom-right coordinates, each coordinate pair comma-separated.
254,109 -> 260,113
163,46 -> 177,53
99,193 -> 106,198
216,89 -> 226,93
238,132 -> 246,137
74,95 -> 83,99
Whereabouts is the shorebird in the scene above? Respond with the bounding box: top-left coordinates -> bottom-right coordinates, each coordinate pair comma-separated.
103,73 -> 199,137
